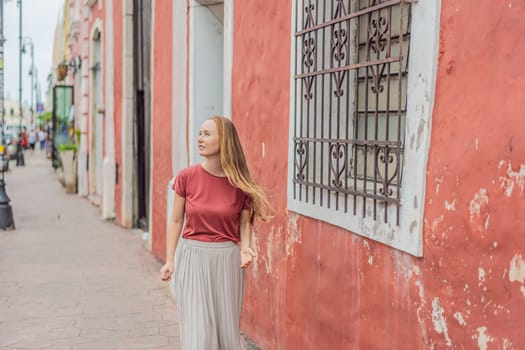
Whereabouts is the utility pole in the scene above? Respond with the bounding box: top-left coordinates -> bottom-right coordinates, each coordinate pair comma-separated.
29,40 -> 33,123
0,0 -> 16,230
24,37 -> 33,125
15,0 -> 24,166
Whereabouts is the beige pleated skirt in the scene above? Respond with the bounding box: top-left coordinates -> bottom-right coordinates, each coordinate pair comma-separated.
174,238 -> 244,350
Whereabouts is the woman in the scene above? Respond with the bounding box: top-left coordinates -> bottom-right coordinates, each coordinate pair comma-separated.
160,116 -> 271,350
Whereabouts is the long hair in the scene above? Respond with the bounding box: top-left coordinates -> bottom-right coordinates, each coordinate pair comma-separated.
210,116 -> 272,223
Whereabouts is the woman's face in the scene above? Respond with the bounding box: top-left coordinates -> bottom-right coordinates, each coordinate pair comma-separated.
198,119 -> 220,157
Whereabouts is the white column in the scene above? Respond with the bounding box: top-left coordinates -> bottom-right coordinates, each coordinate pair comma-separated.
166,0 -> 190,259
121,0 -> 135,228
102,0 -> 116,219
172,0 -> 188,174
77,3 -> 90,197
223,0 -> 233,118
147,0 -> 156,249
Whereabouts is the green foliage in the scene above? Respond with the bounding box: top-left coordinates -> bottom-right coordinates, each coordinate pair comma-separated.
58,143 -> 78,152
75,129 -> 81,144
39,111 -> 53,123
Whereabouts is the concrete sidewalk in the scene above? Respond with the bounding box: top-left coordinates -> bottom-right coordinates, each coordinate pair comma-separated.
0,151 -> 180,350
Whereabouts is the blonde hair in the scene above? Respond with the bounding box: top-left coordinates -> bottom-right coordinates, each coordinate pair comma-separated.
210,116 -> 272,223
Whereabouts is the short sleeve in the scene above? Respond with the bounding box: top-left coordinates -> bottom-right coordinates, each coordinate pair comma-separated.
173,170 -> 187,197
242,193 -> 252,210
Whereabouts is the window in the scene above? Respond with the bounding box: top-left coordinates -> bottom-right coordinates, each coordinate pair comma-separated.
288,0 -> 440,256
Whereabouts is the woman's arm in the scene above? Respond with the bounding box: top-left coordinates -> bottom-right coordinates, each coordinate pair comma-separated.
160,193 -> 185,281
239,209 -> 255,269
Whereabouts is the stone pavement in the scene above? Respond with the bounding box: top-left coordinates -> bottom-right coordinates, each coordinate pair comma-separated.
0,151 -> 181,350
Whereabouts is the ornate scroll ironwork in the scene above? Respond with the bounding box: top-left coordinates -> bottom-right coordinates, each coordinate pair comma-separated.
376,145 -> 399,198
302,37 -> 316,69
293,0 -> 411,225
369,15 -> 389,55
294,140 -> 308,181
304,4 -> 316,29
331,28 -> 347,63
329,143 -> 347,188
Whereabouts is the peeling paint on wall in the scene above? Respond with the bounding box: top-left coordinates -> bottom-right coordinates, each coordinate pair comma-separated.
469,189 -> 488,222
363,240 -> 373,265
453,312 -> 466,326
252,231 -> 260,275
285,212 -> 302,257
406,265 -> 430,344
509,254 -> 525,283
434,176 -> 444,195
475,326 -> 493,350
503,338 -> 513,350
478,267 -> 486,284
431,297 -> 452,347
431,215 -> 445,232
444,199 -> 456,211
499,161 -> 525,197
264,226 -> 276,274
484,215 -> 490,230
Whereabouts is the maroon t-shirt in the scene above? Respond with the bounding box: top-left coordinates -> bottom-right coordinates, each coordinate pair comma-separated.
173,164 -> 251,243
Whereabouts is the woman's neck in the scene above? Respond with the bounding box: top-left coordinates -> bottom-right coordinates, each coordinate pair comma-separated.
202,156 -> 225,177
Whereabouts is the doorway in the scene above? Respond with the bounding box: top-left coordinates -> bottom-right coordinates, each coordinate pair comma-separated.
189,1 -> 229,163
133,0 -> 152,230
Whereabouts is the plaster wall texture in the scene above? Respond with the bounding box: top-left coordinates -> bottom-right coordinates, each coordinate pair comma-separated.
231,1 -> 525,349
150,0 -> 173,260
112,0 -> 124,223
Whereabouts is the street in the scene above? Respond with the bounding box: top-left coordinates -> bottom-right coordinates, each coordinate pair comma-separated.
0,152 -> 181,350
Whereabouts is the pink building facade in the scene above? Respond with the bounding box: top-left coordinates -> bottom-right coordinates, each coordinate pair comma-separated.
59,0 -> 525,349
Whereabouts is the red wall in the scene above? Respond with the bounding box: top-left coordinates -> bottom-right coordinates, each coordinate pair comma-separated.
233,1 -> 525,349
422,1 -> 525,348
150,1 -> 173,260
113,0 -> 123,223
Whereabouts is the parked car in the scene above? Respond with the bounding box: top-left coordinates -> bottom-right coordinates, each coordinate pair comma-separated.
0,136 -> 10,172
3,131 -> 18,160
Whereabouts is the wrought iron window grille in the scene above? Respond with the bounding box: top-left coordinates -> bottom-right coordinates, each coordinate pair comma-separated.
292,0 -> 412,225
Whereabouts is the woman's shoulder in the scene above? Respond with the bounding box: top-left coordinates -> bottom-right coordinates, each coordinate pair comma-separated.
176,164 -> 202,178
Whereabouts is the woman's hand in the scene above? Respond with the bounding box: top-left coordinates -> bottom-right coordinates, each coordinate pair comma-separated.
240,248 -> 256,269
160,262 -> 174,281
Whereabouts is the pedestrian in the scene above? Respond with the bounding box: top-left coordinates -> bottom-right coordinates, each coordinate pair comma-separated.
159,116 -> 272,350
21,128 -> 28,149
38,129 -> 46,150
45,133 -> 53,159
28,129 -> 36,151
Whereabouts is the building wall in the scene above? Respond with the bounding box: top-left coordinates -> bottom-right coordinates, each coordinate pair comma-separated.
76,1 -> 90,196
232,1 -> 294,347
421,1 -> 525,348
232,1 -> 525,349
112,0 -> 123,223
86,2 -> 105,197
67,0 -> 82,124
150,0 -> 173,260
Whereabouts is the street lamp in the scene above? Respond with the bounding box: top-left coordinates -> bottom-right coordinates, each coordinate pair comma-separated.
30,65 -> 39,118
22,37 -> 34,125
0,0 -> 15,229
15,0 -> 24,166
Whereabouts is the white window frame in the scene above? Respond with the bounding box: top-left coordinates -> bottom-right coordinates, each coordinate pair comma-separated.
287,0 -> 441,257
